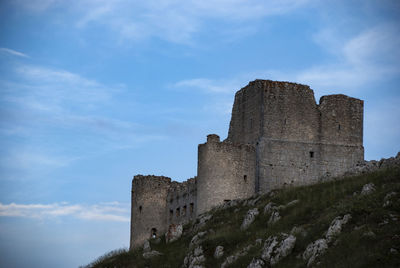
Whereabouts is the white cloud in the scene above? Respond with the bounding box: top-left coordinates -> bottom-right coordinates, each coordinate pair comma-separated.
14,0 -> 312,44
296,23 -> 400,90
173,78 -> 240,94
0,202 -> 130,222
0,47 -> 29,58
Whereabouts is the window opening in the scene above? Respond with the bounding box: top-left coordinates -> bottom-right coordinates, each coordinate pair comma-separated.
338,124 -> 341,130
139,206 -> 142,213
151,228 -> 157,239
243,175 -> 247,182
169,210 -> 173,220
190,203 -> 194,215
176,207 -> 180,217
309,151 -> 314,158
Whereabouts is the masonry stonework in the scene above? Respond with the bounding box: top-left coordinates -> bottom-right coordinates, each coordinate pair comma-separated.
130,79 -> 364,249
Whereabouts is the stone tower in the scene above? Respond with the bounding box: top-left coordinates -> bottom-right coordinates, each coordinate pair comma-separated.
226,80 -> 364,192
130,175 -> 171,249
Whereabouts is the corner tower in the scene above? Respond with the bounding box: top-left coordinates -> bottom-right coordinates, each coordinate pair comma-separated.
130,175 -> 171,249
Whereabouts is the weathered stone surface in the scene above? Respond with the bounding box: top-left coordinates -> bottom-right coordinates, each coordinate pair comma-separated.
302,239 -> 328,267
183,246 -> 206,268
143,240 -> 151,253
241,208 -> 259,230
383,191 -> 397,207
247,258 -> 265,268
268,211 -> 281,225
361,183 -> 376,195
166,224 -> 183,243
285,199 -> 300,208
261,233 -> 296,266
214,246 -> 224,259
221,244 -> 254,268
263,202 -> 276,215
326,214 -> 352,243
190,231 -> 207,248
290,226 -> 307,237
193,214 -> 212,232
142,250 -> 162,259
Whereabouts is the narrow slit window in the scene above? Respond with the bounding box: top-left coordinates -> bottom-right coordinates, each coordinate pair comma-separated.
176,207 -> 180,217
338,124 -> 341,130
169,209 -> 173,220
309,151 -> 314,158
190,203 -> 194,215
139,206 -> 142,213
243,175 -> 247,182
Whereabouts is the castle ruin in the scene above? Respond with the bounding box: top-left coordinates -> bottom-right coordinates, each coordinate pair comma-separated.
130,79 -> 364,248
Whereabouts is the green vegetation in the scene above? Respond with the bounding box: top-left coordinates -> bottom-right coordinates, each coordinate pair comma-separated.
84,167 -> 400,268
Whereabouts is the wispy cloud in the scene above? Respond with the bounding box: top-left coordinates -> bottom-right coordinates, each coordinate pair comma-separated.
296,23 -> 400,90
0,201 -> 130,222
13,0 -> 312,44
173,78 -> 240,94
0,47 -> 29,58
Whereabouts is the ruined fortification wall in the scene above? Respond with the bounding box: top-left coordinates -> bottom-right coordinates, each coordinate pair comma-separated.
226,80 -> 364,192
130,79 -> 365,249
130,175 -> 171,249
167,178 -> 197,226
196,134 -> 256,215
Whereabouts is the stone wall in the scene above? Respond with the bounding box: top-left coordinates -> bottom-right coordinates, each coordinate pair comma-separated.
130,175 -> 171,249
167,177 -> 197,226
226,80 -> 364,193
196,134 -> 256,215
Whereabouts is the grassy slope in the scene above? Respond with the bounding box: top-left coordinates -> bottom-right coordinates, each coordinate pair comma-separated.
84,167 -> 400,268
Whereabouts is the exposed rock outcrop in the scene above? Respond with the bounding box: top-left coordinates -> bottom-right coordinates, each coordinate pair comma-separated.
166,224 -> 183,243
302,239 -> 328,267
261,233 -> 296,266
241,208 -> 259,230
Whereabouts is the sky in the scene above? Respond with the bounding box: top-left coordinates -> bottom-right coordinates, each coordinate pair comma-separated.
0,0 -> 399,267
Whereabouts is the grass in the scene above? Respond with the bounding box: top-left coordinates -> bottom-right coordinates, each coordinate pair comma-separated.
84,167 -> 400,268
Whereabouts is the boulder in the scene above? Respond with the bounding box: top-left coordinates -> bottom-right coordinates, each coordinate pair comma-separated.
221,244 -> 254,268
247,258 -> 265,268
143,240 -> 151,253
190,231 -> 207,248
142,250 -> 162,259
214,246 -> 224,259
241,208 -> 259,230
361,183 -> 376,195
302,239 -> 328,267
383,192 -> 397,207
268,211 -> 281,225
326,214 -> 352,243
261,233 -> 296,266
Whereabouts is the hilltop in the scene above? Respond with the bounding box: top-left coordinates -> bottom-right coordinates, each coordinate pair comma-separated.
84,163 -> 400,268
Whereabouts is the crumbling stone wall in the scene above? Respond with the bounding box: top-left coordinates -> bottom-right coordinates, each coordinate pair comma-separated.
167,177 -> 197,226
197,134 -> 256,215
130,175 -> 171,249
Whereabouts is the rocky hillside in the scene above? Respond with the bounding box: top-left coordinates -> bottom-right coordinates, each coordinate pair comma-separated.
84,164 -> 400,268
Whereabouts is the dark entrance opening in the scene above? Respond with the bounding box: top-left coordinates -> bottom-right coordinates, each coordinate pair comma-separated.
151,228 -> 157,239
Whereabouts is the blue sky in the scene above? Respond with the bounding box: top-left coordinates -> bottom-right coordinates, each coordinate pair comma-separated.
0,0 -> 399,267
